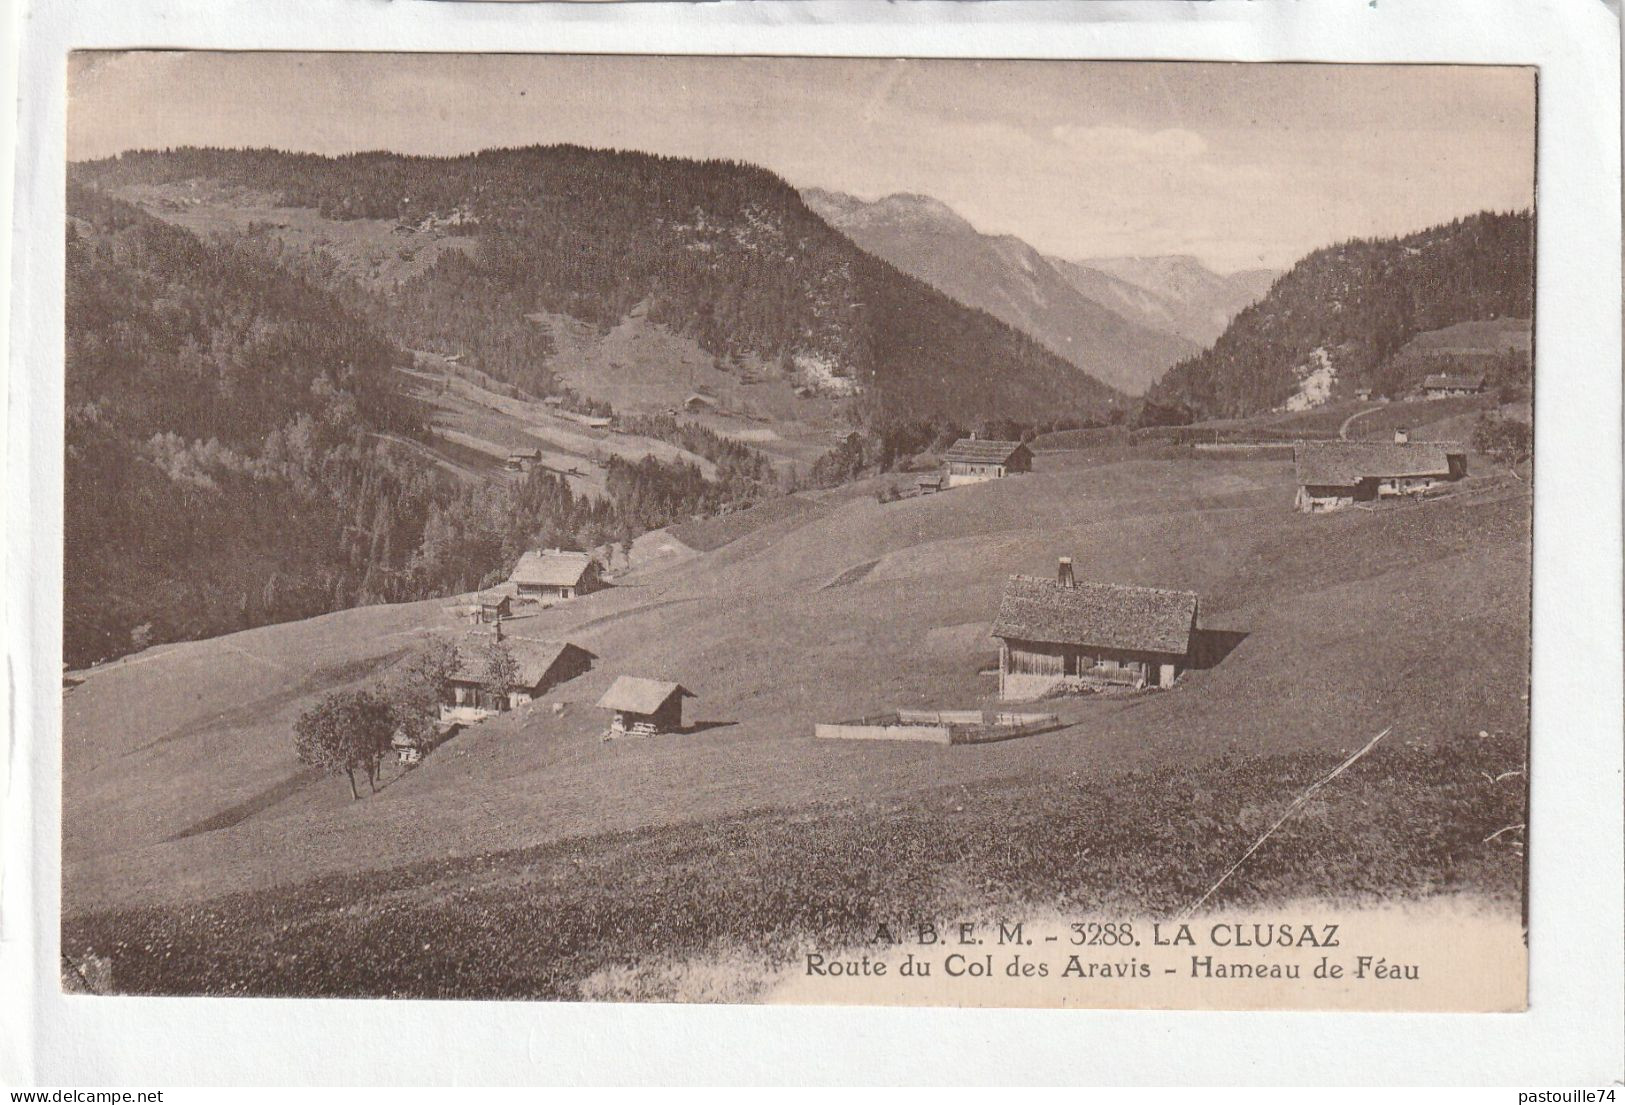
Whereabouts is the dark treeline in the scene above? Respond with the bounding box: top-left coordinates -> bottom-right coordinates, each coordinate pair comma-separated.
1146,211 -> 1534,420
71,145 -> 1122,425
65,190 -> 768,666
613,413 -> 777,489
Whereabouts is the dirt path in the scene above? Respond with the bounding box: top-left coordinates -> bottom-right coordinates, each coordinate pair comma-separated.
1338,404 -> 1386,439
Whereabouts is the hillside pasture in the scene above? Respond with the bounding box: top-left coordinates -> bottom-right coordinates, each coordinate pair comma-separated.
63,449 -> 1531,927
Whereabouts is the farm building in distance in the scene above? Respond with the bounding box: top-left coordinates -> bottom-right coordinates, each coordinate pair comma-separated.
1292,438 -> 1467,513
504,448 -> 541,472
942,437 -> 1033,487
441,630 -> 596,723
1421,371 -> 1488,398
596,676 -> 695,736
510,548 -> 602,601
992,559 -> 1200,700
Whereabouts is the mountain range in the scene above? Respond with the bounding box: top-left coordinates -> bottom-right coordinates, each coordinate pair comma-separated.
74,147 -> 1122,426
803,188 -> 1277,395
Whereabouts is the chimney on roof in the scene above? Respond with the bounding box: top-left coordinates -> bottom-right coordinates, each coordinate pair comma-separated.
1394,428 -> 1409,444
969,430 -> 978,441
1057,557 -> 1075,589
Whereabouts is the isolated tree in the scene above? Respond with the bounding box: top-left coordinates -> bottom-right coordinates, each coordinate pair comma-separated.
382,638 -> 461,748
1472,414 -> 1532,468
293,688 -> 396,800
483,639 -> 521,710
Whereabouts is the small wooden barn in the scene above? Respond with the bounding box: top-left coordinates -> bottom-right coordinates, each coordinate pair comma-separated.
596,676 -> 695,736
1292,440 -> 1467,513
476,587 -> 513,624
510,548 -> 602,601
1421,372 -> 1487,398
441,632 -> 596,722
941,437 -> 1034,487
992,560 -> 1199,700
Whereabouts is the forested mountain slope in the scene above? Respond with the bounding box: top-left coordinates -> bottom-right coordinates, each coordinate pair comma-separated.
1144,211 -> 1533,419
65,189 -> 768,666
73,147 -> 1122,425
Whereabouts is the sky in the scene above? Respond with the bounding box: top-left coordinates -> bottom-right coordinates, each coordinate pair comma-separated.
67,53 -> 1536,273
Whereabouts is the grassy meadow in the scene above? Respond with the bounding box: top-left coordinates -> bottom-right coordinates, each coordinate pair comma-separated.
61,431 -> 1532,997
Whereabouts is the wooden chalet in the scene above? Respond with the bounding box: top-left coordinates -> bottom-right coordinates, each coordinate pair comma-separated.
941,437 -> 1033,487
1292,439 -> 1467,513
596,676 -> 695,736
1421,372 -> 1487,398
992,559 -> 1199,700
441,630 -> 595,722
510,548 -> 602,601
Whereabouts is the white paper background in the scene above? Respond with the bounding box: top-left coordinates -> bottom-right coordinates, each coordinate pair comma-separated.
3,0 -> 1621,1086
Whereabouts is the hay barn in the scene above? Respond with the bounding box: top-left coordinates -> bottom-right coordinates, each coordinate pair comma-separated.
475,587 -> 513,624
1292,439 -> 1467,513
941,437 -> 1033,487
596,676 -> 695,736
441,632 -> 596,722
510,548 -> 602,600
992,559 -> 1199,700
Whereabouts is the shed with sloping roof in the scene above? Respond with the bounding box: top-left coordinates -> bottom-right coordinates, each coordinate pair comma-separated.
1292,440 -> 1466,513
941,437 -> 1033,487
596,676 -> 695,735
992,560 -> 1199,699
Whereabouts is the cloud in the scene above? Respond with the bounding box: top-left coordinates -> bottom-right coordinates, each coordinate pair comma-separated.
1049,125 -> 1208,162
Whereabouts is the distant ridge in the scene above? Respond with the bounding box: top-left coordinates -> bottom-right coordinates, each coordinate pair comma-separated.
74,146 -> 1124,426
804,188 -> 1279,395
804,187 -> 1202,395
1145,210 -> 1533,420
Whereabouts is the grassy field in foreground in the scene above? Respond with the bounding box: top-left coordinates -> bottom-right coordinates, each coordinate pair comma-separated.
62,729 -> 1526,1000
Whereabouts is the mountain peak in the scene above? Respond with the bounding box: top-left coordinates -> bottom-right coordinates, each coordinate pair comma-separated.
803,188 -> 973,235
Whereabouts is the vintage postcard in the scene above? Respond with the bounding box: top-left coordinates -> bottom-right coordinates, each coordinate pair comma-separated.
55,52 -> 1539,1012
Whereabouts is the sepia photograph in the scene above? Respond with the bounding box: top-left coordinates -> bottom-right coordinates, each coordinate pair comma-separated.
57,52 -> 1540,1009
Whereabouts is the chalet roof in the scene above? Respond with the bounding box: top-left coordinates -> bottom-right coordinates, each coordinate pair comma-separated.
993,575 -> 1198,656
510,549 -> 595,588
1293,441 -> 1461,487
451,634 -> 591,689
1422,372 -> 1486,390
596,675 -> 695,715
942,438 -> 1028,465
476,586 -> 513,605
